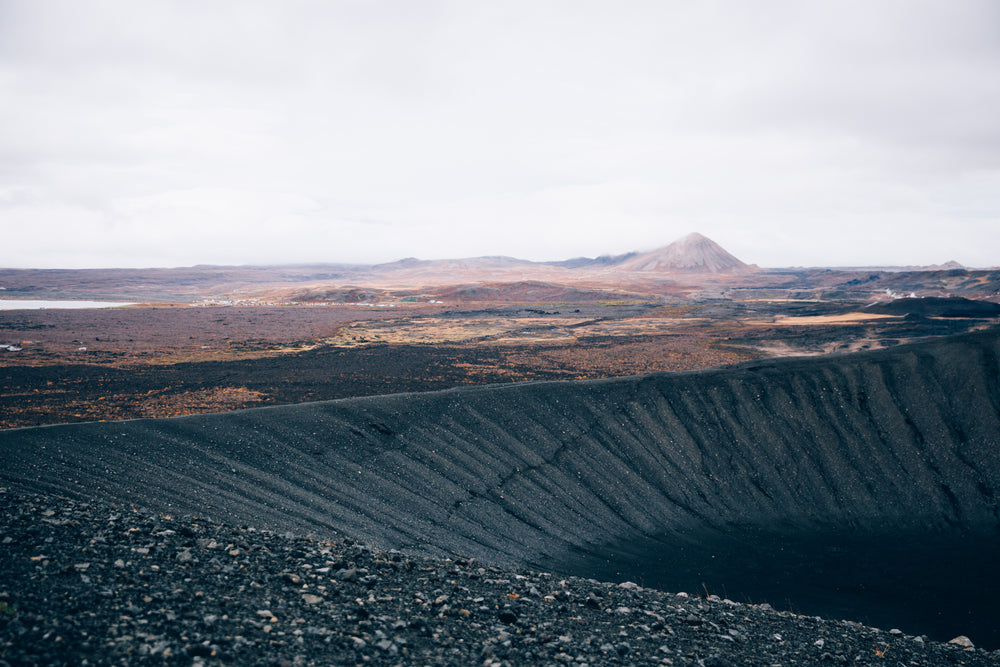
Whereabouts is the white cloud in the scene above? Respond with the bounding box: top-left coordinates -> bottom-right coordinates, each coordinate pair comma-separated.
1,0 -> 998,268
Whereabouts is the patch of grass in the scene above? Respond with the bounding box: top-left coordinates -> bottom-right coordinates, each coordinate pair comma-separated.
651,303 -> 705,317
0,601 -> 15,616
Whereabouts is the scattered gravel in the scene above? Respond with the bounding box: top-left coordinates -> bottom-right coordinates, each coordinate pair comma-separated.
2,488 -> 996,666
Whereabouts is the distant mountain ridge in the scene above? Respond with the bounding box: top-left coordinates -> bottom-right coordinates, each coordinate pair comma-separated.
545,251 -> 639,269
6,232 -> 996,303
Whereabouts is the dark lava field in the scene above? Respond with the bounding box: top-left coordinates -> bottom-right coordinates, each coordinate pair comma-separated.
2,297 -> 995,430
3,327 -> 1000,662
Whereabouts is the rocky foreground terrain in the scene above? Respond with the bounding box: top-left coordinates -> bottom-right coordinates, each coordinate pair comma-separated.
2,488 -> 995,667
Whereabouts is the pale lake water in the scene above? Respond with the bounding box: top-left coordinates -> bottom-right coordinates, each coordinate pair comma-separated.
0,300 -> 137,310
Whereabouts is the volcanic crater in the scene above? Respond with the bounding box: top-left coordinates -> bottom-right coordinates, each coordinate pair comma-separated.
3,329 -> 999,651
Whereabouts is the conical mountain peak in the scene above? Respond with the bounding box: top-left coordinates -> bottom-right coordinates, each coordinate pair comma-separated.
619,233 -> 751,273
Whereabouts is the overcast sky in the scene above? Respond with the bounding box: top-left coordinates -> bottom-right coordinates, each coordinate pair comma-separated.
1,1 -> 998,269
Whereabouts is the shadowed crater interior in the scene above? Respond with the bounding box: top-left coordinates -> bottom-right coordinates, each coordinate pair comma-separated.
2,329 -> 999,648
559,525 -> 1000,648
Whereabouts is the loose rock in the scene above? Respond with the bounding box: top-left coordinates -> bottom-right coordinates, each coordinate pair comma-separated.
1,488 -> 997,666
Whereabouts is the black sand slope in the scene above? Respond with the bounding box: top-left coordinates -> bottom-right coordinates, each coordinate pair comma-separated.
3,329 -> 1000,649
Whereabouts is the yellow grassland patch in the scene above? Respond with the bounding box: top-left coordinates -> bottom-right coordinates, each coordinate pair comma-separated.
324,317 -> 591,346
753,313 -> 898,326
